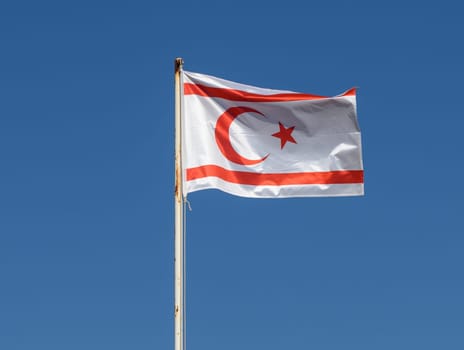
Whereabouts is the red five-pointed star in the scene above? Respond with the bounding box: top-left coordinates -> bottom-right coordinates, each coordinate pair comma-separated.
272,122 -> 297,149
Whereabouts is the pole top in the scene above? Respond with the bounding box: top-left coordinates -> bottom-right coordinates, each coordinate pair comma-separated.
175,58 -> 184,73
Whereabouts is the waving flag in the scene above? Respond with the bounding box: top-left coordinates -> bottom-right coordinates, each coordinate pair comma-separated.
181,71 -> 364,198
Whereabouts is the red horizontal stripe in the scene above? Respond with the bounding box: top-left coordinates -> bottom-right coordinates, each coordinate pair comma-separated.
184,83 -> 355,102
186,165 -> 364,186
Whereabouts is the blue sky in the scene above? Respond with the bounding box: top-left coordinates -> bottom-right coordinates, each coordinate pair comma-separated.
1,1 -> 463,349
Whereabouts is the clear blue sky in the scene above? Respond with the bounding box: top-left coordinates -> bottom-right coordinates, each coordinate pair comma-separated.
1,1 -> 463,349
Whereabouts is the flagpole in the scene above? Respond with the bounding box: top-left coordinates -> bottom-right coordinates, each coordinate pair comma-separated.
174,57 -> 184,350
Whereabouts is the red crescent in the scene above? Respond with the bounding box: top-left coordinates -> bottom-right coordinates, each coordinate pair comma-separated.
215,106 -> 269,166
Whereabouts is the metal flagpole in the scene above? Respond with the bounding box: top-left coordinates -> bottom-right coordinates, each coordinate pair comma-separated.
174,57 -> 184,350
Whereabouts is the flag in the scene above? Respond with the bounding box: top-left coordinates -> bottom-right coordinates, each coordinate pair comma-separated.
181,71 -> 364,198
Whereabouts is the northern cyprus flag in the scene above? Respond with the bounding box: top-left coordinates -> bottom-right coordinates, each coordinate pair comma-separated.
181,71 -> 364,198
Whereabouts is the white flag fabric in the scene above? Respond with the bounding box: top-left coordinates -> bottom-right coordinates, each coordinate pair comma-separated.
182,71 -> 364,198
